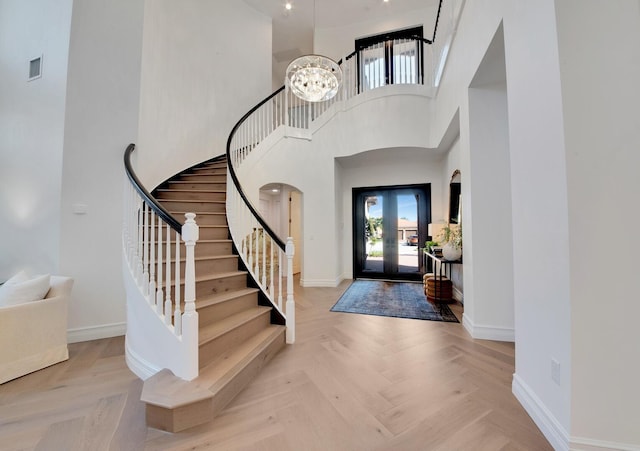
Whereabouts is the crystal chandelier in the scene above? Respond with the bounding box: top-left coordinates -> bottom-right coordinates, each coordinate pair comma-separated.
286,55 -> 342,102
285,0 -> 342,102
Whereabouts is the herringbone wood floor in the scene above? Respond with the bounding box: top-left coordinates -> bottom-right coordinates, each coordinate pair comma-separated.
0,280 -> 551,450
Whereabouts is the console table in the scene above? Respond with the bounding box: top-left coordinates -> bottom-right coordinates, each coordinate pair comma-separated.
423,250 -> 462,304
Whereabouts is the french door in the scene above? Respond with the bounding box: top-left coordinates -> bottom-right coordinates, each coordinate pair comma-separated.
353,184 -> 430,281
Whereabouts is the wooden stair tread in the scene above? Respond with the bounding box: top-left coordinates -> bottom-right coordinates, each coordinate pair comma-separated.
170,254 -> 237,264
168,211 -> 226,215
195,239 -> 231,243
196,287 -> 260,309
170,270 -> 246,285
198,306 -> 272,345
199,325 -> 285,392
140,326 -> 282,411
179,173 -> 225,176
141,369 -> 213,409
160,199 -> 225,204
166,181 -> 226,185
175,271 -> 246,285
166,212 -> 227,219
156,189 -> 226,194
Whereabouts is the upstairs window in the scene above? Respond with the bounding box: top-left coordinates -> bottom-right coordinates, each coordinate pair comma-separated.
355,26 -> 424,92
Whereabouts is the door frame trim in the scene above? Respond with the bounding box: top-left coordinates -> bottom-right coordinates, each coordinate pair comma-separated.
352,183 -> 431,281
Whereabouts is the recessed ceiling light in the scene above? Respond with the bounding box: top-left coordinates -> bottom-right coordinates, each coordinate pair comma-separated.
285,2 -> 292,10
272,189 -> 280,193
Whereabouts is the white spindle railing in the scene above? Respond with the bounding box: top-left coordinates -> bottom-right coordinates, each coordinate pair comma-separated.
225,175 -> 295,343
123,144 -> 200,381
229,37 -> 448,153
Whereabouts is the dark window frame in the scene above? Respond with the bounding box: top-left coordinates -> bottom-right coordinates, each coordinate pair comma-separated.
355,26 -> 424,91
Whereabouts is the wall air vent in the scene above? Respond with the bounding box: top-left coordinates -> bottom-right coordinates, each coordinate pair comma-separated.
28,56 -> 42,81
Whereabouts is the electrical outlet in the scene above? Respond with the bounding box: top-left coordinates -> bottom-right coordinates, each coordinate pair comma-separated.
551,358 -> 561,385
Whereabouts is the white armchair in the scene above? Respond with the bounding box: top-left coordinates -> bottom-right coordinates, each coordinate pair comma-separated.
0,276 -> 74,384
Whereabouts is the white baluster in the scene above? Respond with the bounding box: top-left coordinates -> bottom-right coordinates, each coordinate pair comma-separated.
149,210 -> 156,301
136,200 -> 143,283
127,187 -> 132,264
260,104 -> 264,142
248,226 -> 253,272
122,179 -> 128,251
143,203 -> 150,297
285,87 -> 289,128
261,229 -> 267,288
156,215 -> 164,312
174,228 -> 181,333
126,185 -> 133,264
286,237 -> 295,344
254,228 -> 259,276
269,238 -> 274,298
181,213 -> 199,379
278,249 -> 283,311
165,224 -> 172,325
242,234 -> 247,264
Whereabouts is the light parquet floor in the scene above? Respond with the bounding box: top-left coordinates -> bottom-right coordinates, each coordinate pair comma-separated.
0,280 -> 552,450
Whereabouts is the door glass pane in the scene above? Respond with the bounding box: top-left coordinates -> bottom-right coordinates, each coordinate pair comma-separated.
397,193 -> 419,273
363,195 -> 383,272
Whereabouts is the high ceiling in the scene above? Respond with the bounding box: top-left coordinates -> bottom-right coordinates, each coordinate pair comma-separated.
243,0 -> 440,81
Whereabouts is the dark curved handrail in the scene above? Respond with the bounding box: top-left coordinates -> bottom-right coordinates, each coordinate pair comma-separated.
432,0 -> 443,44
226,87 -> 287,251
124,143 -> 182,232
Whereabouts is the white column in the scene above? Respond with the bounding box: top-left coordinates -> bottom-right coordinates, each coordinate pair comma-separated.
285,237 -> 295,344
181,213 -> 199,380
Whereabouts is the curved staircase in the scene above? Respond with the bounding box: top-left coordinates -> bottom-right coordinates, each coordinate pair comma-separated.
140,157 -> 285,432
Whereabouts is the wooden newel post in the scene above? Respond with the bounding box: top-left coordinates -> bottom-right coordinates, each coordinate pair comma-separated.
181,213 -> 199,380
285,237 -> 295,344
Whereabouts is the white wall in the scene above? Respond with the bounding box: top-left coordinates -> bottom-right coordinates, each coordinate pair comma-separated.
502,2 -> 573,444
0,0 -> 72,280
424,1 -> 577,446
463,24 -> 514,341
59,0 -> 145,340
236,89 -> 434,286
442,135 -> 463,297
337,148 -> 445,280
135,0 -> 272,190
466,81 -> 514,340
555,1 -> 640,448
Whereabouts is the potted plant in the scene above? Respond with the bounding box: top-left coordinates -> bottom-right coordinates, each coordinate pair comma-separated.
438,224 -> 462,261
424,240 -> 438,254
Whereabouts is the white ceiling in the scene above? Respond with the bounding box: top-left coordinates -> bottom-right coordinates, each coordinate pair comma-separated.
243,0 -> 440,78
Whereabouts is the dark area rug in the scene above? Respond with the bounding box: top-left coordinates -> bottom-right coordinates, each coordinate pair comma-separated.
330,280 -> 459,323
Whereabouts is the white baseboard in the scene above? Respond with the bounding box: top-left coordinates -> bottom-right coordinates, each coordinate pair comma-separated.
512,373 -> 570,451
462,313 -> 514,342
570,436 -> 640,451
300,277 -> 342,287
125,338 -> 159,381
453,286 -> 464,302
67,322 -> 126,344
